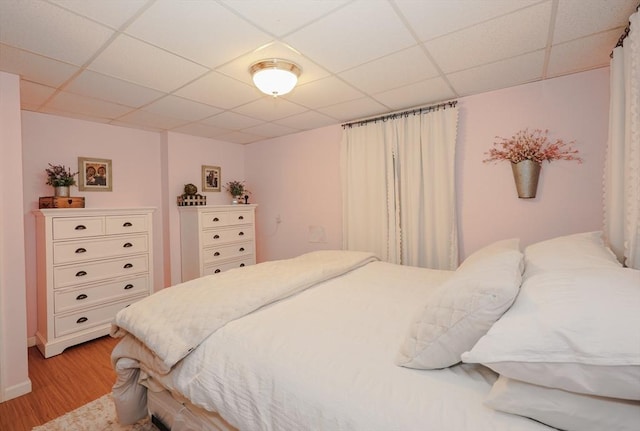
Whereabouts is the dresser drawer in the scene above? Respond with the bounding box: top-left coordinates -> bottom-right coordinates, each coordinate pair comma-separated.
204,256 -> 254,275
106,215 -> 149,235
53,217 -> 105,240
53,234 -> 148,265
200,212 -> 231,228
54,275 -> 150,313
201,226 -> 253,246
54,295 -> 146,338
53,255 -> 148,289
203,241 -> 254,264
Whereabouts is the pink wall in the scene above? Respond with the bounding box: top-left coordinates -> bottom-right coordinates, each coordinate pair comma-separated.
246,125 -> 343,262
0,71 -> 31,401
246,68 -> 610,262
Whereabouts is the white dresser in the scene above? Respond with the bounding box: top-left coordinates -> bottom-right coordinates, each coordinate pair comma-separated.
179,205 -> 257,281
34,207 -> 154,358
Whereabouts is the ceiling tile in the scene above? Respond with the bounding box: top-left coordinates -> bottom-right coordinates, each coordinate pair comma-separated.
202,112 -> 264,130
65,70 -> 165,108
285,76 -> 364,109
553,0 -> 639,44
48,0 -> 148,29
88,34 -> 209,92
0,44 -> 79,87
125,0 -> 271,68
317,97 -> 389,122
142,95 -> 222,122
284,0 -> 416,72
175,71 -> 261,109
242,122 -> 299,138
171,122 -> 233,139
274,110 -> 338,130
19,80 -> 57,108
233,97 -> 308,122
221,0 -> 349,37
46,91 -> 135,119
115,109 -> 191,130
448,50 -> 546,97
547,29 -> 620,77
425,1 -> 552,73
373,77 -> 456,111
217,130 -> 266,145
0,1 -> 114,65
395,0 -> 539,42
339,46 -> 439,94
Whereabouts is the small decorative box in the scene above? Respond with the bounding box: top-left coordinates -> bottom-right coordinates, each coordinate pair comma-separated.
39,196 -> 86,209
177,194 -> 206,206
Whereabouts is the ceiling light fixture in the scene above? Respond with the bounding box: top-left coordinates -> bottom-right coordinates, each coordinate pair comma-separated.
250,59 -> 301,97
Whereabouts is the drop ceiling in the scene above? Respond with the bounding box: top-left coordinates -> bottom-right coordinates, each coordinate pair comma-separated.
0,0 -> 636,144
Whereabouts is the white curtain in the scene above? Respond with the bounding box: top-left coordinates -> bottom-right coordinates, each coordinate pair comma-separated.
604,10 -> 640,269
341,106 -> 459,270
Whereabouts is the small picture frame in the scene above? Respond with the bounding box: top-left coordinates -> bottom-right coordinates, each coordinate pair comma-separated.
202,165 -> 221,192
78,157 -> 112,191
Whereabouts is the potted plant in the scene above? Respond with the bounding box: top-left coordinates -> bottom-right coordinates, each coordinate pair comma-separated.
45,163 -> 78,197
483,129 -> 581,198
224,180 -> 250,204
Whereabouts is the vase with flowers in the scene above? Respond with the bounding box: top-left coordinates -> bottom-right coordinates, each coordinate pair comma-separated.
45,163 -> 78,197
224,180 -> 250,204
483,129 -> 581,198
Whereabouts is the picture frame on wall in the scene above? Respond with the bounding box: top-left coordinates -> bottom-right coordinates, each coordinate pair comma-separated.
202,165 -> 221,192
78,157 -> 112,191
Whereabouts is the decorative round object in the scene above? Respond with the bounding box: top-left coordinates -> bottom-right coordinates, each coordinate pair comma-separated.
184,183 -> 198,195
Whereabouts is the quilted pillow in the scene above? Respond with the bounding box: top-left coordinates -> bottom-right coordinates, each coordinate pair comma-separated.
462,266 -> 640,400
485,376 -> 640,431
395,239 -> 523,369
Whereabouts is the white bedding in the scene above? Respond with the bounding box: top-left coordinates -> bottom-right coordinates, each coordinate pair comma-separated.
117,259 -> 555,430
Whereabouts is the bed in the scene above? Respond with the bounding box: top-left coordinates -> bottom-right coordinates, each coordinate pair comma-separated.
110,232 -> 640,431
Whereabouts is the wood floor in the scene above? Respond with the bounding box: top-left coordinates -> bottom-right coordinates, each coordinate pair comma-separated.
0,335 -> 119,431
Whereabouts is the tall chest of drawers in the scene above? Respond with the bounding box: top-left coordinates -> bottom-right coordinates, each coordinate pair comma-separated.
179,205 -> 257,282
34,208 -> 154,358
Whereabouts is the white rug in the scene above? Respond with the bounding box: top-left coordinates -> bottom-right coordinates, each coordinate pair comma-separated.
32,394 -> 155,431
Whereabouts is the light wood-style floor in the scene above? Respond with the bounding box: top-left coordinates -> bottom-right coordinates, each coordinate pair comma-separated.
0,335 -> 119,431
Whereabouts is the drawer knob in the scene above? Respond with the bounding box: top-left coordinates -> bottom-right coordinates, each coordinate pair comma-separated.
240,263 -> 245,267
124,284 -> 134,290
75,270 -> 87,277
75,247 -> 87,254
124,263 -> 133,269
238,231 -> 244,236
214,252 -> 220,257
238,215 -> 244,220
76,294 -> 88,300
123,242 -> 133,248
74,225 -> 87,230
213,234 -> 220,239
214,269 -> 221,273
123,222 -> 133,227
213,217 -> 219,222
239,247 -> 245,252
76,317 -> 88,324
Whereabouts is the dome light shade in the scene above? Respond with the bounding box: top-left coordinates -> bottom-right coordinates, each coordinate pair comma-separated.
250,59 -> 301,96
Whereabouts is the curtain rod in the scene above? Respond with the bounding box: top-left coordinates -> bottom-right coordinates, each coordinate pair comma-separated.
610,2 -> 639,58
341,100 -> 457,129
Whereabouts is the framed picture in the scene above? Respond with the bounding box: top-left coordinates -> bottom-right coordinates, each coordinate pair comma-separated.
78,157 -> 112,191
202,165 -> 221,192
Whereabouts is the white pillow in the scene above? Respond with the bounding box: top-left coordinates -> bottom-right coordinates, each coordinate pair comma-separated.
395,239 -> 523,369
462,267 -> 640,400
485,376 -> 640,431
524,231 -> 620,276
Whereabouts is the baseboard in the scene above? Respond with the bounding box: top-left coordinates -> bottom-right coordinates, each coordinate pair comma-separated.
27,336 -> 36,348
1,378 -> 32,402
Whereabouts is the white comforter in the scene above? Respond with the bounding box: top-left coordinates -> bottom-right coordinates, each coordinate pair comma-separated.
112,253 -> 555,431
112,250 -> 377,371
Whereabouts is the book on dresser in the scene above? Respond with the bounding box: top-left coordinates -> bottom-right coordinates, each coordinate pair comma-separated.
179,205 -> 257,282
33,207 -> 155,358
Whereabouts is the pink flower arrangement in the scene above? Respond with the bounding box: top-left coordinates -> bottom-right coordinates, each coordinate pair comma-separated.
483,129 -> 582,164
